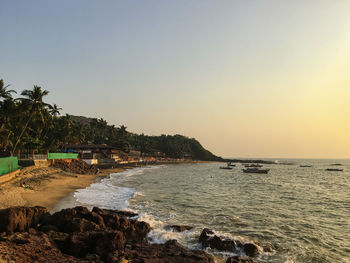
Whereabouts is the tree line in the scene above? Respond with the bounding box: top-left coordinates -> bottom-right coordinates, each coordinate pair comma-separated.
0,79 -> 221,161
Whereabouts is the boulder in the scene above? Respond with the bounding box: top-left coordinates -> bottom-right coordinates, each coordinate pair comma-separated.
0,206 -> 48,234
199,228 -> 214,243
243,243 -> 259,257
92,207 -> 151,242
199,228 -> 236,252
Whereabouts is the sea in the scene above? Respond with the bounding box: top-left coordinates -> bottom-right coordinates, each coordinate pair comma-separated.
53,159 -> 350,263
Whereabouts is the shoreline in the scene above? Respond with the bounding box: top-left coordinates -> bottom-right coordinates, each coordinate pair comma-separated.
0,165 -> 126,211
0,160 -> 206,211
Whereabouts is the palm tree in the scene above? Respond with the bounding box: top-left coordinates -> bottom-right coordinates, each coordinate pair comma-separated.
49,104 -> 62,118
0,99 -> 18,151
0,79 -> 16,100
12,86 -> 50,154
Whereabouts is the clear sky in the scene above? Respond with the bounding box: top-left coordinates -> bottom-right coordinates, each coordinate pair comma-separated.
1,0 -> 350,158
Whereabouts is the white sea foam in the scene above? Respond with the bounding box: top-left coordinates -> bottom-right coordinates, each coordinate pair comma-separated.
74,183 -> 136,210
138,213 -> 164,228
147,228 -> 183,244
74,166 -> 155,210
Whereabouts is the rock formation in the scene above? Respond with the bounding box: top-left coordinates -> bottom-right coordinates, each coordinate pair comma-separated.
0,206 -> 215,263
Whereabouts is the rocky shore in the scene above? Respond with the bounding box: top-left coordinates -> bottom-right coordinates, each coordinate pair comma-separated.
0,206 -> 266,263
0,206 -> 215,263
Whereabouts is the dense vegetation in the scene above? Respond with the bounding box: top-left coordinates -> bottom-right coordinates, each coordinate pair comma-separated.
0,79 -> 221,161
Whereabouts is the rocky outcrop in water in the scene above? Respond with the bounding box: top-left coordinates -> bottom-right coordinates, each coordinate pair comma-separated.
199,228 -> 237,251
199,228 -> 261,261
243,243 -> 259,257
0,206 -> 215,263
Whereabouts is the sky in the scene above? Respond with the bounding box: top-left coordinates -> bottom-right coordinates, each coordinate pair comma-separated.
1,0 -> 350,158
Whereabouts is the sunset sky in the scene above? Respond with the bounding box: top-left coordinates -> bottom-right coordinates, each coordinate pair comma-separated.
1,1 -> 350,158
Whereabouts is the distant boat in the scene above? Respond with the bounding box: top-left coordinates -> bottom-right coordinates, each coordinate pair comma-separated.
331,163 -> 342,166
220,166 -> 233,170
326,168 -> 343,172
228,162 -> 236,167
300,165 -> 312,167
243,168 -> 269,174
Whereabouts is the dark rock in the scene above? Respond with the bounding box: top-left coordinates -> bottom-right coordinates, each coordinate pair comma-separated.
0,206 -> 218,263
123,239 -> 215,263
199,228 -> 236,252
41,206 -> 105,233
199,228 -> 214,243
47,231 -> 69,251
235,239 -> 243,248
92,207 -> 151,242
0,206 -> 49,234
166,224 -> 193,232
40,206 -> 151,244
243,243 -> 259,257
226,256 -> 254,263
0,231 -> 85,262
65,230 -> 125,262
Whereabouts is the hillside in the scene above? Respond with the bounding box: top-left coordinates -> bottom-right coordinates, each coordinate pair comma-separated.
70,115 -> 222,161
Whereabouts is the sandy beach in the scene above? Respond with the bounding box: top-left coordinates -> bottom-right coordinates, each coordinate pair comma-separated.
0,166 -> 124,211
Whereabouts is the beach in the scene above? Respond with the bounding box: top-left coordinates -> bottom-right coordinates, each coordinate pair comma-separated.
0,165 -> 124,211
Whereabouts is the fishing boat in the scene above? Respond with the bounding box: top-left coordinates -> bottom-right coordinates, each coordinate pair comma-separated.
228,162 -> 236,167
326,168 -> 343,172
243,168 -> 269,174
220,166 -> 233,170
300,165 -> 312,167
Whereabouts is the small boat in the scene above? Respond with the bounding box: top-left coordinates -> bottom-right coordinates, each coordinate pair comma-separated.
220,166 -> 233,170
331,163 -> 342,166
326,168 -> 343,172
243,168 -> 269,174
300,165 -> 312,167
228,162 -> 236,167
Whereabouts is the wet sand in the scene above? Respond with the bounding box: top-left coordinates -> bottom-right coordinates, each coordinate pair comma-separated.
0,166 -> 124,211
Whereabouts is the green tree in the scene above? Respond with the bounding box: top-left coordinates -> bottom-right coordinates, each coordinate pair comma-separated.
12,86 -> 50,154
0,79 -> 16,101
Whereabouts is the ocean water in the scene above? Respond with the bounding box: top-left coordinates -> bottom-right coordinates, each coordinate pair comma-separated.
56,160 -> 350,263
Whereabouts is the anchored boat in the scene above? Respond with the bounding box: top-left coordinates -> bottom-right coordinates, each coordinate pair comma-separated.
326,168 -> 343,172
243,167 -> 270,174
220,166 -> 233,170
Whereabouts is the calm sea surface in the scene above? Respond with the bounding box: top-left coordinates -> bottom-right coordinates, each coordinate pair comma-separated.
57,160 -> 350,263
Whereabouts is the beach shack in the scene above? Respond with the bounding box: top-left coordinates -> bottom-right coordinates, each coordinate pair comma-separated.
61,144 -> 124,164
